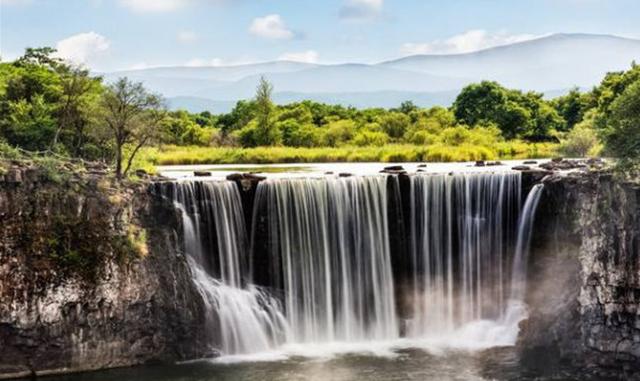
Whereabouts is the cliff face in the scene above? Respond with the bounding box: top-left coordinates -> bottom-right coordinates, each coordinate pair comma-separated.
0,165 -> 207,379
520,172 -> 640,378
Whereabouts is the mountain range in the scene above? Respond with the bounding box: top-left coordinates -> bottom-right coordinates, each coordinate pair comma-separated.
102,33 -> 640,113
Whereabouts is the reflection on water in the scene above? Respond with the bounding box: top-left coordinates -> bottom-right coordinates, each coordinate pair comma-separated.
46,347 -> 601,381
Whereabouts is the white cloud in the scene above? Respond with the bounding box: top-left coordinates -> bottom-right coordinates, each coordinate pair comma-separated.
400,30 -> 541,56
278,50 -> 319,64
118,0 -> 190,13
177,30 -> 198,44
339,0 -> 383,21
54,32 -> 110,66
249,14 -> 294,40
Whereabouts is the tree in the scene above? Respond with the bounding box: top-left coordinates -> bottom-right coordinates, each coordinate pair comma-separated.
560,110 -> 600,158
601,79 -> 640,167
52,66 -> 103,154
397,100 -> 418,115
253,76 -> 279,145
552,87 -> 588,131
101,78 -> 165,179
379,112 -> 411,139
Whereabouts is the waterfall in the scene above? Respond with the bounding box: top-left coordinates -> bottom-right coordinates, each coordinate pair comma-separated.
162,180 -> 289,355
157,171 -> 545,357
510,183 -> 545,301
407,172 -> 522,337
252,176 -> 398,343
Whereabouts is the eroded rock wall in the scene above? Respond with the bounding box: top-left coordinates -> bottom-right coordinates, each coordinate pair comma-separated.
520,172 -> 640,378
0,167 -> 207,379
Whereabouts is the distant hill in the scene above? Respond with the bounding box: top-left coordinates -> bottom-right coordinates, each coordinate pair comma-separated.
103,33 -> 640,112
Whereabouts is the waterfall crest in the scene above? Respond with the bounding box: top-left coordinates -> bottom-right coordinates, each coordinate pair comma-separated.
253,176 -> 398,343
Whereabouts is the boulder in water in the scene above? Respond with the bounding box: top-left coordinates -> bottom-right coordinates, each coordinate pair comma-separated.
512,165 -> 532,171
194,171 -> 212,177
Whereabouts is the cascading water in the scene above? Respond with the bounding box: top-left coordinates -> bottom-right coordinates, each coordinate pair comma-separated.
161,180 -> 289,355
407,173 -> 522,337
252,176 -> 398,343
159,170 -> 545,358
510,183 -> 545,301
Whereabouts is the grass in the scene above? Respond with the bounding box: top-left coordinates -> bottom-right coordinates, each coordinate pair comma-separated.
140,142 -> 559,167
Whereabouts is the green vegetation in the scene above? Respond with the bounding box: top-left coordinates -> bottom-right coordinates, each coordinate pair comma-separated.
2,47 -> 640,173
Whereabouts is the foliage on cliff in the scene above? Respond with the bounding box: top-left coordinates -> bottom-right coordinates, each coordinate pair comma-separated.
0,160 -> 150,281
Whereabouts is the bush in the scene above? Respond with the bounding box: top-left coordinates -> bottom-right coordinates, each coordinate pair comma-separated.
440,126 -> 471,146
407,130 -> 439,145
321,120 -> 356,147
351,131 -> 389,147
560,122 -> 600,158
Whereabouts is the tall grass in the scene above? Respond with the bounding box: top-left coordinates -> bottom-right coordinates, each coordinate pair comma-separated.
140,142 -> 559,167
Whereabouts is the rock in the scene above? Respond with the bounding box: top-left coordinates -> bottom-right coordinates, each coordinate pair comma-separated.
226,173 -> 267,192
324,171 -> 334,175
417,164 -> 427,168
0,170 -> 209,378
380,169 -> 407,175
475,161 -> 486,167
135,169 -> 148,177
486,161 -> 503,166
338,173 -> 352,178
523,160 -> 538,165
551,157 -> 564,162
512,165 -> 531,171
226,173 -> 266,182
4,168 -> 23,183
384,165 -> 404,171
193,171 -> 211,177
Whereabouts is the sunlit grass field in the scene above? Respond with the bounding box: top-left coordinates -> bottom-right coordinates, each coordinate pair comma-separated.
136,141 -> 558,170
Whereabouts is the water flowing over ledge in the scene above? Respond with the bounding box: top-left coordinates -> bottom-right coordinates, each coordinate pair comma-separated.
159,170 -> 545,362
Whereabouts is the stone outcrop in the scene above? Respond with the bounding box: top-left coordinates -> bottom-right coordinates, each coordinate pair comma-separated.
519,172 -> 640,379
0,165 -> 207,379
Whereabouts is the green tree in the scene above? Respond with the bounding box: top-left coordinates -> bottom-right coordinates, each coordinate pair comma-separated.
601,79 -> 640,167
379,112 -> 411,139
101,78 -> 165,179
560,110 -> 600,157
552,88 -> 588,131
253,76 -> 279,146
52,66 -> 103,154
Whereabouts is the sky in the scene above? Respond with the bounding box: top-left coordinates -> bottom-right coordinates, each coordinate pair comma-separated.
1,0 -> 639,72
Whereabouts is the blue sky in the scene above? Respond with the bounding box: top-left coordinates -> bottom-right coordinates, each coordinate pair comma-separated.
1,0 -> 639,71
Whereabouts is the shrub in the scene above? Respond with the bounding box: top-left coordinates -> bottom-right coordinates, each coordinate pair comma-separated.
351,131 -> 389,147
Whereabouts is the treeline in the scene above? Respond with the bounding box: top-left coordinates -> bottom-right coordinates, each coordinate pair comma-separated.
2,47 -> 640,175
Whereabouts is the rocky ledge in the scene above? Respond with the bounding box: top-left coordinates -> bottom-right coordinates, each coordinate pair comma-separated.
519,171 -> 640,380
0,163 -> 208,379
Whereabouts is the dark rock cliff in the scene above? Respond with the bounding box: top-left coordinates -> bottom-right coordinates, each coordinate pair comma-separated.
519,172 -> 640,379
0,166 -> 207,379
